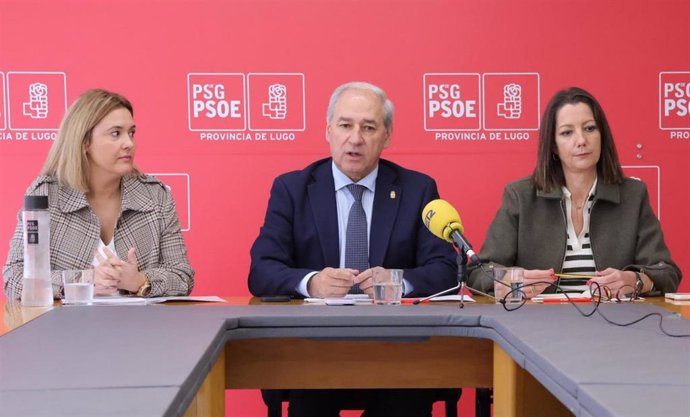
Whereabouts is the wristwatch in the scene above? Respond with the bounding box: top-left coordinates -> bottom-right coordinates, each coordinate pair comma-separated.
634,271 -> 644,294
136,275 -> 151,297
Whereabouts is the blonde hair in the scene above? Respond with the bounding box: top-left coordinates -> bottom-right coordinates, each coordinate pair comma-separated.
41,89 -> 138,193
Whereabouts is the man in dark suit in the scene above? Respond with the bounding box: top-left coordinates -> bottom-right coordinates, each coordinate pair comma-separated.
248,81 -> 457,417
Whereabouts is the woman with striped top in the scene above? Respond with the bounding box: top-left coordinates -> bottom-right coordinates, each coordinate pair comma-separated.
468,87 -> 681,298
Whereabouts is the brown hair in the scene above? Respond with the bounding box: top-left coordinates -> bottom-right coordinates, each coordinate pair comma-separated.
532,87 -> 624,192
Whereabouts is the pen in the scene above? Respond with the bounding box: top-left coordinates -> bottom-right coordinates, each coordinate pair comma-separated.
401,298 -> 428,304
552,273 -> 595,280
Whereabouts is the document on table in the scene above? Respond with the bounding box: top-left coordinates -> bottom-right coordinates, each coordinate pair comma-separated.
85,295 -> 227,306
665,293 -> 690,301
304,294 -> 475,304
304,294 -> 372,305
401,295 -> 475,303
427,294 -> 475,302
531,291 -> 591,303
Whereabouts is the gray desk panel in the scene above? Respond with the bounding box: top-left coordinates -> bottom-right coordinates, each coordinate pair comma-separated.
480,304 -> 690,397
577,384 -> 690,417
0,306 -> 231,392
1,302 -> 687,417
233,304 -> 482,328
225,325 -> 497,341
523,356 -> 581,415
0,387 -> 180,417
220,305 -> 498,347
578,409 -> 595,417
482,329 -> 527,369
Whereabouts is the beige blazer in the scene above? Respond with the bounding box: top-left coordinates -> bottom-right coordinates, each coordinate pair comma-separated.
3,174 -> 194,299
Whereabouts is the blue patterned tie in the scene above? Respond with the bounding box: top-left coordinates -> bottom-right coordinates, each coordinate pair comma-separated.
345,184 -> 368,294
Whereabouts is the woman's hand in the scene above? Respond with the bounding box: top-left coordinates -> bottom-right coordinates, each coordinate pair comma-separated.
522,268 -> 557,298
94,247 -> 146,294
494,268 -> 555,300
590,268 -> 637,297
94,248 -> 121,295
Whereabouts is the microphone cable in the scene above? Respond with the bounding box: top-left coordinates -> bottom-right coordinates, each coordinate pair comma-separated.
478,264 -> 690,338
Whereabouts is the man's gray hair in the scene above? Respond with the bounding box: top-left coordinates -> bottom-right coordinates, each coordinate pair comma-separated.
326,81 -> 394,132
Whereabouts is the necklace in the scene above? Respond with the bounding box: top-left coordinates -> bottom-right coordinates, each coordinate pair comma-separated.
574,195 -> 589,210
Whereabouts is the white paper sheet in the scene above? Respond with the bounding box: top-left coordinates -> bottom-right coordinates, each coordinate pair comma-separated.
64,295 -> 227,306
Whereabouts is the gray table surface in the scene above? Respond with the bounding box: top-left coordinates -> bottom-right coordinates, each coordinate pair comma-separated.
0,303 -> 688,417
479,304 -> 690,415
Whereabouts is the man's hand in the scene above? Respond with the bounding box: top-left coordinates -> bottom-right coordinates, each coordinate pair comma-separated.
308,267 -> 358,298
354,268 -> 375,297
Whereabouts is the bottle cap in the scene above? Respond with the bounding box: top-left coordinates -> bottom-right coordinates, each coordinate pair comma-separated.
24,195 -> 48,210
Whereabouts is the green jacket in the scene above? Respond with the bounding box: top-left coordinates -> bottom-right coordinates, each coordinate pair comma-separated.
468,177 -> 681,294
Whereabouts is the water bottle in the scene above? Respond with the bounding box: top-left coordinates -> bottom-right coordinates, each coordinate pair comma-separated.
21,195 -> 53,307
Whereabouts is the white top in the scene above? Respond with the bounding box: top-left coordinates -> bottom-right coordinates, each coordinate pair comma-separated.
559,179 -> 597,292
91,239 -> 118,267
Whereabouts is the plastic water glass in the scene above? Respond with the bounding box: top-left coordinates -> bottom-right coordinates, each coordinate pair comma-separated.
372,268 -> 403,305
62,269 -> 95,305
493,267 -> 525,304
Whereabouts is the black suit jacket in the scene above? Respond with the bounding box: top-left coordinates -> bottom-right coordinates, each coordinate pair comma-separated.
248,158 -> 457,297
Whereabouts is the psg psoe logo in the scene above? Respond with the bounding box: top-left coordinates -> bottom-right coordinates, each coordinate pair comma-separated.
187,73 -> 305,141
424,73 -> 481,131
187,73 -> 246,132
23,83 -> 49,119
659,71 -> 690,136
263,84 -> 287,120
483,73 -> 540,132
247,73 -> 305,133
497,84 -> 522,119
6,72 -> 67,131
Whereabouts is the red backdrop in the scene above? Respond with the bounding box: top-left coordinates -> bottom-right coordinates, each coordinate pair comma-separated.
1,1 -> 688,415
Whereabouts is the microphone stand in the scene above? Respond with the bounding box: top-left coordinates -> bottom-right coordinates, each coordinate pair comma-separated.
414,249 -> 496,307
456,251 -> 468,308
414,251 -> 465,305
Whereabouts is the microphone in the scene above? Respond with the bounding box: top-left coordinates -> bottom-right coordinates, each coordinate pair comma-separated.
422,199 -> 480,264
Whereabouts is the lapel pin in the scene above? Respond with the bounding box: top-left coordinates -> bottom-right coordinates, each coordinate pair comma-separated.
390,191 -> 396,199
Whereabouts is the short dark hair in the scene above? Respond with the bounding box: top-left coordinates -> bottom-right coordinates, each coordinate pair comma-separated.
531,87 -> 624,192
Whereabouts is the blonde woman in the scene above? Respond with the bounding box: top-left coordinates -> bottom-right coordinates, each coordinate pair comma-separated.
3,89 -> 194,299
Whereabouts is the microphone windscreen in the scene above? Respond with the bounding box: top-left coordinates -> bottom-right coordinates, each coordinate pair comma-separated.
421,199 -> 465,243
